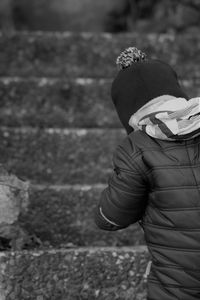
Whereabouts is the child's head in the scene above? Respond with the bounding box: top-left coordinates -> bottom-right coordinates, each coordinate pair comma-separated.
111,47 -> 189,134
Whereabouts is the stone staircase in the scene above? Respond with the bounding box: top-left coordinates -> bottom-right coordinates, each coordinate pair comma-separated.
0,31 -> 199,300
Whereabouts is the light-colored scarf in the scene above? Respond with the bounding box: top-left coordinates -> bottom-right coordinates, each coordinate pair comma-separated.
129,95 -> 200,141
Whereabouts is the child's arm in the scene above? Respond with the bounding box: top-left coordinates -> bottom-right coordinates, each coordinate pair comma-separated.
94,136 -> 148,231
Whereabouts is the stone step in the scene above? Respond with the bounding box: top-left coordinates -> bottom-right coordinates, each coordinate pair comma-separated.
0,77 -> 199,128
0,32 -> 200,78
20,184 -> 145,248
0,77 -> 120,128
0,127 -> 125,184
0,246 -> 149,300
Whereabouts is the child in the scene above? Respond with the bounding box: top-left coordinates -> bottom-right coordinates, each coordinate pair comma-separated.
94,47 -> 200,300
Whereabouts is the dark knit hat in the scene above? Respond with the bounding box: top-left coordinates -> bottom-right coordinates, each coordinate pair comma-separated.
111,47 -> 189,134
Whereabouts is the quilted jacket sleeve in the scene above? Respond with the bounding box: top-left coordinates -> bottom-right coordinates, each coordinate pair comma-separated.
94,136 -> 148,231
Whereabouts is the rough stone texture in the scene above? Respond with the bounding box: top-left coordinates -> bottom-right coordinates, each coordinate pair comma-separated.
0,78 -> 199,128
0,165 -> 29,224
0,165 -> 30,250
0,128 -> 125,184
0,32 -> 200,79
0,78 -> 120,128
0,247 -> 149,300
19,185 -> 145,248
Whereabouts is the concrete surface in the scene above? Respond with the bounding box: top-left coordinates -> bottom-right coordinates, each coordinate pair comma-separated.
0,32 -> 199,78
19,184 -> 145,247
0,127 -> 125,184
0,246 -> 149,300
0,78 -> 198,128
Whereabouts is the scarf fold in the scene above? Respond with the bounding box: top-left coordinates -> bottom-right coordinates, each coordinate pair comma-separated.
129,95 -> 200,141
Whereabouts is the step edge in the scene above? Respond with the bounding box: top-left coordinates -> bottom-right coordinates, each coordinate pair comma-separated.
32,183 -> 106,191
0,30 -> 192,39
0,126 -> 125,134
0,76 -> 199,84
0,245 -> 148,257
0,76 -> 112,85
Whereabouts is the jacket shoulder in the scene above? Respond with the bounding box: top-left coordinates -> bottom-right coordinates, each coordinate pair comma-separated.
116,131 -> 164,177
114,131 -> 155,177
121,130 -> 160,155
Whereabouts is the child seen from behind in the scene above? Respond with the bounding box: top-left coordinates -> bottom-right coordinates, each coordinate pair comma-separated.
94,47 -> 200,300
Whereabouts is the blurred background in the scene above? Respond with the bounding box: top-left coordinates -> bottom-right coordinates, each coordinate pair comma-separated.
0,0 -> 200,33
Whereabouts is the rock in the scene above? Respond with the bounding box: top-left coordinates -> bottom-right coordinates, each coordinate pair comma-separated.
0,165 -> 29,250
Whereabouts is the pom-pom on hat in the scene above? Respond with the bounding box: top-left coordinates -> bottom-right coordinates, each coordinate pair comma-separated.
112,47 -> 189,134
116,47 -> 147,70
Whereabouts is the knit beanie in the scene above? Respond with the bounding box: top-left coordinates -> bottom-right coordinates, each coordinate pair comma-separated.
111,47 -> 189,134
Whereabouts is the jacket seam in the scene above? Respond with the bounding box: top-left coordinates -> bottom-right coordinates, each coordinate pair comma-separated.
151,185 -> 200,191
146,163 -> 200,171
118,145 -> 149,184
105,183 -> 144,214
148,204 -> 200,211
139,140 -> 200,152
148,279 -> 200,290
153,261 -> 200,272
143,221 -> 200,231
185,143 -> 200,198
109,180 -> 145,196
148,242 -> 200,252
118,144 -> 141,161
114,166 -> 142,175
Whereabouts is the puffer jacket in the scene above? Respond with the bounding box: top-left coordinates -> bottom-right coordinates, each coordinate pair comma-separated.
95,96 -> 200,300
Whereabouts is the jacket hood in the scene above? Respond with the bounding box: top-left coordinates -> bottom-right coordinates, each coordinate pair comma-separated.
129,95 -> 200,141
